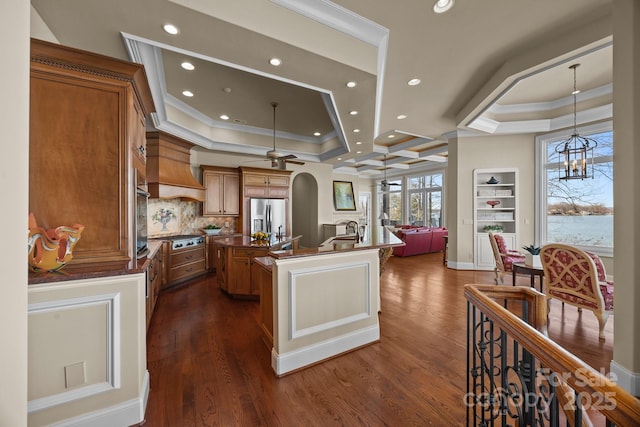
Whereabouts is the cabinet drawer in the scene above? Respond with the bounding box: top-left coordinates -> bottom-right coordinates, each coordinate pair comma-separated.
170,247 -> 205,267
168,259 -> 206,283
232,247 -> 268,257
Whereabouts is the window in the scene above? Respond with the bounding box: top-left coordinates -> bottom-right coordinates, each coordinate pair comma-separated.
378,178 -> 403,225
536,122 -> 613,256
407,172 -> 443,227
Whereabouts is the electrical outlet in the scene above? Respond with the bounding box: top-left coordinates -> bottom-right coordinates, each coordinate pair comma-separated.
65,361 -> 86,388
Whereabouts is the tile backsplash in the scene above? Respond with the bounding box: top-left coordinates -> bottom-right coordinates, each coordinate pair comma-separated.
147,198 -> 238,237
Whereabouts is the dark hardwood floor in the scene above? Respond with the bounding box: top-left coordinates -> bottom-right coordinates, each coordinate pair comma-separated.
144,252 -> 613,426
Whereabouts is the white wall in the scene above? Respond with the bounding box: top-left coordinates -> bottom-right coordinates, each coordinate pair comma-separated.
1,1 -> 30,425
451,133 -> 536,267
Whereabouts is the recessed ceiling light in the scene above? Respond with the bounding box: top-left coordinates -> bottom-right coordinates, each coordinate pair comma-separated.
356,151 -> 362,154
346,81 -> 357,88
181,61 -> 194,71
408,78 -> 421,86
433,0 -> 454,13
313,131 -> 321,136
349,110 -> 358,115
356,141 -> 362,145
163,24 -> 179,35
223,87 -> 232,93
182,90 -> 194,97
220,114 -> 229,120
269,57 -> 282,66
353,129 -> 360,133
337,157 -> 342,161
388,134 -> 395,139
397,114 -> 407,120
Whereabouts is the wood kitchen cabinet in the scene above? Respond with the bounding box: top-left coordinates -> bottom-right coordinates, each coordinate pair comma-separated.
29,38 -> 155,264
167,245 -> 206,285
214,243 -> 228,290
130,97 -> 147,176
214,244 -> 268,297
206,234 -> 240,271
255,259 -> 274,348
201,166 -> 240,216
228,247 -> 269,296
239,167 -> 292,235
240,167 -> 292,198
146,244 -> 164,331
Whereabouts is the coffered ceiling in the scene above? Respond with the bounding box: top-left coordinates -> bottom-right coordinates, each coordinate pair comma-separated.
31,0 -> 613,179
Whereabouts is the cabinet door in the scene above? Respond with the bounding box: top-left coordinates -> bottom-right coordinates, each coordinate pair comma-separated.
222,174 -> 240,215
244,173 -> 269,187
267,187 -> 289,198
204,172 -> 239,216
267,174 -> 289,187
203,172 -> 223,215
475,232 -> 517,270
30,73 -> 130,264
475,233 -> 496,270
228,256 -> 251,295
129,97 -> 146,173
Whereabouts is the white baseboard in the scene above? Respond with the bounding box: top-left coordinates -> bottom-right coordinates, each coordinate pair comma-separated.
447,261 -> 476,270
610,360 -> 640,397
272,325 -> 379,376
49,370 -> 150,427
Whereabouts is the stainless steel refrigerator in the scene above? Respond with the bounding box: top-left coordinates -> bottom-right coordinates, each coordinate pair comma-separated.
250,198 -> 287,235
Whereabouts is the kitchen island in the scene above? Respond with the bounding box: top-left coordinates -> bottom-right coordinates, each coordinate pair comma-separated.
254,229 -> 403,376
211,234 -> 301,297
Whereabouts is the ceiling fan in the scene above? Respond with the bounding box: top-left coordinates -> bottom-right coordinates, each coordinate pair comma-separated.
376,155 -> 401,191
265,102 -> 305,170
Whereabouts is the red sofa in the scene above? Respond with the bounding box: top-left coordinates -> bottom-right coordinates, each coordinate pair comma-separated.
392,226 -> 448,257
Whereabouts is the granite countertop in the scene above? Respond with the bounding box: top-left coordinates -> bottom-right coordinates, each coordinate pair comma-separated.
267,228 -> 404,260
209,234 -> 300,249
28,240 -> 164,285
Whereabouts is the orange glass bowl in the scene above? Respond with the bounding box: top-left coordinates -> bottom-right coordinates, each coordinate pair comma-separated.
28,213 -> 84,272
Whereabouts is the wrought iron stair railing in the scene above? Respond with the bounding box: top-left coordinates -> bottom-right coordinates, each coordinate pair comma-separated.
465,284 -> 640,426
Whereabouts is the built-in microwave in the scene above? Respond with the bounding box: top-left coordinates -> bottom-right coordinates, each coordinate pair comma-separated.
135,184 -> 150,259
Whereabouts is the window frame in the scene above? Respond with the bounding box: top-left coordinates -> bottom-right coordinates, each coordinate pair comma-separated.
406,171 -> 445,227
535,120 -> 613,257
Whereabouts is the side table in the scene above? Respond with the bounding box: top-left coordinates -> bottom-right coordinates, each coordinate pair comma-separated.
512,262 -> 544,292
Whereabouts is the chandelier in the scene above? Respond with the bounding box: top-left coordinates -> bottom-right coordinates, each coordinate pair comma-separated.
554,63 -> 597,180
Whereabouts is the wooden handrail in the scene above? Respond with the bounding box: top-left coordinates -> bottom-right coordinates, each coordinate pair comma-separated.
465,284 -> 640,426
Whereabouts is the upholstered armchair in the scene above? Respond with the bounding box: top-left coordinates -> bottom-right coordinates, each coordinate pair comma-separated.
488,232 -> 526,285
540,243 -> 614,340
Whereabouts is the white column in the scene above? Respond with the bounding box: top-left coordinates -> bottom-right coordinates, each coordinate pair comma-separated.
0,0 -> 30,425
611,0 -> 640,396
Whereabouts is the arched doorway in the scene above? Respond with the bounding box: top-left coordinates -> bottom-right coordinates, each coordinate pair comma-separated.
291,173 -> 318,248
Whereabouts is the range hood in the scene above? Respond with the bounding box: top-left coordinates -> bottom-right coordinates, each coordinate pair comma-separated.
145,131 -> 205,201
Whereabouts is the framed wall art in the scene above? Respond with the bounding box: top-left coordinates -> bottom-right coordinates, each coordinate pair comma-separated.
333,180 -> 356,211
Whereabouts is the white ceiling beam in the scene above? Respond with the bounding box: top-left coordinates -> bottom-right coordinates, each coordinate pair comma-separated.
388,136 -> 434,151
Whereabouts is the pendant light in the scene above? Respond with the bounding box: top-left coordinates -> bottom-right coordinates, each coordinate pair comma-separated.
554,64 -> 597,180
